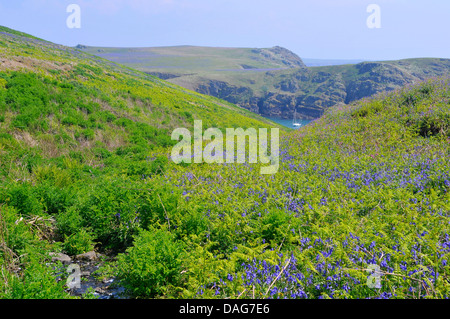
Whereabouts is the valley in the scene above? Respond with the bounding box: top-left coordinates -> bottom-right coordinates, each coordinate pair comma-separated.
0,26 -> 449,301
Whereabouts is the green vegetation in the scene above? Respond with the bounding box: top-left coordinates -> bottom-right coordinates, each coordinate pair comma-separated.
1,27 -> 450,300
0,27 -> 283,299
116,227 -> 185,297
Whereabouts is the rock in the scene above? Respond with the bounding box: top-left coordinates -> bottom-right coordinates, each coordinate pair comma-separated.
49,252 -> 72,265
95,287 -> 108,294
75,251 -> 98,261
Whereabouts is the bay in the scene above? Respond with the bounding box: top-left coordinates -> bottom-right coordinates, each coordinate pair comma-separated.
264,117 -> 312,129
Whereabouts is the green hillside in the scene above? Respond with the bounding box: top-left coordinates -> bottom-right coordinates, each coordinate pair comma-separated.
0,27 -> 285,298
79,45 -> 306,76
0,27 -> 449,301
0,26 -> 46,41
0,28 -> 284,159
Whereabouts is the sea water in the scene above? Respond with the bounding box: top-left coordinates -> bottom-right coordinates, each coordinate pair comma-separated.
264,117 -> 312,129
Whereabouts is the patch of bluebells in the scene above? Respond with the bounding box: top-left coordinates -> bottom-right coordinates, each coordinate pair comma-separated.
281,155 -> 449,194
199,233 -> 450,299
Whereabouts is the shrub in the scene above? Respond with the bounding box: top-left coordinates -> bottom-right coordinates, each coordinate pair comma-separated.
93,147 -> 111,159
115,145 -> 146,157
115,117 -> 133,128
150,155 -> 168,175
152,133 -> 176,147
34,165 -> 72,188
63,229 -> 95,256
5,183 -> 44,217
61,116 -> 77,126
0,249 -> 71,299
139,183 -> 181,231
35,183 -> 74,215
417,113 -> 449,137
126,161 -> 150,177
99,111 -> 116,123
176,208 -> 208,239
183,111 -> 193,119
72,177 -> 143,251
83,128 -> 95,140
259,208 -> 293,245
0,205 -> 36,256
351,101 -> 383,118
12,112 -> 38,129
55,206 -> 83,239
116,227 -> 185,297
126,156 -> 168,177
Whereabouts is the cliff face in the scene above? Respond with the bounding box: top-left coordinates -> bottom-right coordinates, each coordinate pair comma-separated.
196,78 -> 326,119
193,59 -> 450,119
343,62 -> 417,103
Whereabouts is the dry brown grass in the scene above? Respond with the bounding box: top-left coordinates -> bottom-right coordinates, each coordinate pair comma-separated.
0,55 -> 74,74
99,127 -> 128,151
37,134 -> 61,158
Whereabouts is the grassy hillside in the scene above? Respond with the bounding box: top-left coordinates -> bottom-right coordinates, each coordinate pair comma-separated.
0,27 -> 284,158
0,27 -> 285,298
0,26 -> 46,41
79,45 -> 306,77
79,44 -> 450,120
0,27 -> 449,300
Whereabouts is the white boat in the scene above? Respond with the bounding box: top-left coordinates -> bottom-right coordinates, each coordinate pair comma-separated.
293,109 -> 302,127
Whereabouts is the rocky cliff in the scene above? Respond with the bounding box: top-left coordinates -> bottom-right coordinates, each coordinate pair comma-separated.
194,59 -> 450,119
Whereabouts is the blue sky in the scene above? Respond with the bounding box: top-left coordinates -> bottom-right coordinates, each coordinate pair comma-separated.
0,0 -> 449,60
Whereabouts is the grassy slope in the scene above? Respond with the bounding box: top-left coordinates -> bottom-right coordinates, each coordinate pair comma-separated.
0,26 -> 46,41
0,27 -> 285,158
79,45 -> 305,77
314,58 -> 450,83
154,78 -> 450,299
0,27 -> 449,300
0,28 -> 285,298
